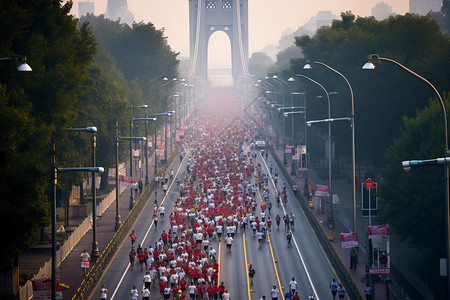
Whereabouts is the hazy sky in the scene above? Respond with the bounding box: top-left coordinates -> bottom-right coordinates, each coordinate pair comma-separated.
72,0 -> 409,65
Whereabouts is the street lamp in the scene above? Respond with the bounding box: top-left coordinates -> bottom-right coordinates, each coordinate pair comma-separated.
116,134 -> 147,230
51,136 -> 103,300
65,126 -> 100,257
304,60 -> 357,232
133,118 -> 158,175
363,53 -> 450,298
129,105 -> 148,209
284,110 -> 305,175
295,74 -> 335,228
0,54 -> 32,71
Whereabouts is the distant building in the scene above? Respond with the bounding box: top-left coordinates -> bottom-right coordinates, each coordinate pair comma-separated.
303,11 -> 336,33
371,2 -> 395,20
316,11 -> 336,28
105,0 -> 134,26
78,1 -> 94,17
409,0 -> 442,15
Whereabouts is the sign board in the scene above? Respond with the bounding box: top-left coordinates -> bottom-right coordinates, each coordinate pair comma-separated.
341,232 -> 358,248
314,184 -> 330,197
368,224 -> 389,236
369,268 -> 390,274
364,178 -> 377,188
32,279 -> 63,300
120,175 -> 135,188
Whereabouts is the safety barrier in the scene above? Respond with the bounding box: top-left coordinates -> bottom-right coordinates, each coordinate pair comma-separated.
71,151 -> 177,299
268,146 -> 363,300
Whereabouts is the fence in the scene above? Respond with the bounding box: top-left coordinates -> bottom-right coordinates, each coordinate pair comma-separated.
71,150 -> 177,299
268,146 -> 363,300
19,166 -> 127,300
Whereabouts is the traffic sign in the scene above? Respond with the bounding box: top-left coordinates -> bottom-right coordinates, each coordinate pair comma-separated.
364,178 -> 377,188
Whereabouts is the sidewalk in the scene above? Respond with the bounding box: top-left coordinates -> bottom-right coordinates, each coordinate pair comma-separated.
18,152 -> 166,299
272,148 -> 394,300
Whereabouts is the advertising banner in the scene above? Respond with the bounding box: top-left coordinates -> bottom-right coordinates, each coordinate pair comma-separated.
314,184 -> 330,197
341,232 -> 359,249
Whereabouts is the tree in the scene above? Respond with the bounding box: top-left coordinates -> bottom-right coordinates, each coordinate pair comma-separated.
248,52 -> 273,78
0,0 -> 96,268
292,12 -> 450,167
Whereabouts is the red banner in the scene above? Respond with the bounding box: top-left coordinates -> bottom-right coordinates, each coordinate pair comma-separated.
368,224 -> 389,236
314,184 -> 330,197
341,232 -> 359,248
120,175 -> 135,188
32,279 -> 63,299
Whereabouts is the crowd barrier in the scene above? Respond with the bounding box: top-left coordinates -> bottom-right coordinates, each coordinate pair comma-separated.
268,145 -> 363,300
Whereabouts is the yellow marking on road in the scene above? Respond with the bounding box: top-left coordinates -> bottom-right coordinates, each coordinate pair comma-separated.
243,232 -> 251,300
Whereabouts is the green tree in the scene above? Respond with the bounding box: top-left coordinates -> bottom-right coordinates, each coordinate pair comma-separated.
292,12 -> 450,167
0,0 -> 96,268
249,52 -> 273,78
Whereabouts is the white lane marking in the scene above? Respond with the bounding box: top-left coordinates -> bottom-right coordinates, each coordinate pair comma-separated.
257,150 -> 320,300
110,150 -> 189,300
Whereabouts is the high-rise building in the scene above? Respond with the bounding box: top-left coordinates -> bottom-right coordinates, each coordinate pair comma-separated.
316,11 -> 336,29
409,0 -> 442,15
105,0 -> 134,26
78,1 -> 94,17
371,2 -> 395,20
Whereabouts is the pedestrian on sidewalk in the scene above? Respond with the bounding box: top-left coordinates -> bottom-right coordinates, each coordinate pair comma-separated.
337,283 -> 346,299
330,278 -> 338,300
350,247 -> 358,270
365,283 -> 373,300
80,250 -> 90,276
100,284 -> 108,300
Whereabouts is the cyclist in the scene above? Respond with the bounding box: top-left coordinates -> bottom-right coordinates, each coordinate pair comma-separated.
248,264 -> 256,285
286,230 -> 292,247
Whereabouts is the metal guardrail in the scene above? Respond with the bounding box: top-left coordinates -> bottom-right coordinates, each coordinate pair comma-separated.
72,151 -> 177,299
268,145 -> 363,300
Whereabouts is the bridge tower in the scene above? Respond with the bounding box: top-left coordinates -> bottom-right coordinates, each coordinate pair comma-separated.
188,0 -> 249,79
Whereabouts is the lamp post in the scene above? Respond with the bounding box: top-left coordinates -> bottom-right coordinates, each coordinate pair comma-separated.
364,53 -> 449,298
283,110 -> 305,175
51,137 -> 103,300
133,118 -> 158,175
116,135 -> 147,230
304,61 -> 357,233
65,127 -> 100,257
129,105 -> 148,209
295,74 -> 335,227
0,54 -> 32,71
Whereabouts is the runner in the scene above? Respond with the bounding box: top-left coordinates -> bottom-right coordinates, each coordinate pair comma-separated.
129,247 -> 136,269
248,265 -> 256,285
271,285 -> 280,300
100,284 -> 108,300
159,204 -> 165,219
80,250 -> 90,276
130,229 -> 137,246
225,234 -> 233,253
130,285 -> 139,300
289,277 -> 298,295
286,230 -> 292,247
275,214 -> 281,230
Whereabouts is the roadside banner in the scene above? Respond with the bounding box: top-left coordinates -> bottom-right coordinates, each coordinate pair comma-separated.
120,175 -> 134,187
314,184 -> 330,197
368,224 -> 389,236
341,232 -> 359,248
32,279 -> 63,299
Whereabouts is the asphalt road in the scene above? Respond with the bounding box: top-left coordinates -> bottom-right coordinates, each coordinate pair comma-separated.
93,145 -> 340,300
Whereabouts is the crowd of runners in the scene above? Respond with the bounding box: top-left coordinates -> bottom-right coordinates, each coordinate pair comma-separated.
115,97 -> 315,300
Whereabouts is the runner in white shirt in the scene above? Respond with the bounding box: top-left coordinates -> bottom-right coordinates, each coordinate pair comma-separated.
225,234 -> 233,253
143,271 -> 151,289
142,286 -> 150,300
100,284 -> 108,300
222,290 -> 231,300
130,286 -> 139,300
289,277 -> 298,295
188,283 -> 197,298
271,285 -> 279,300
159,205 -> 165,218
